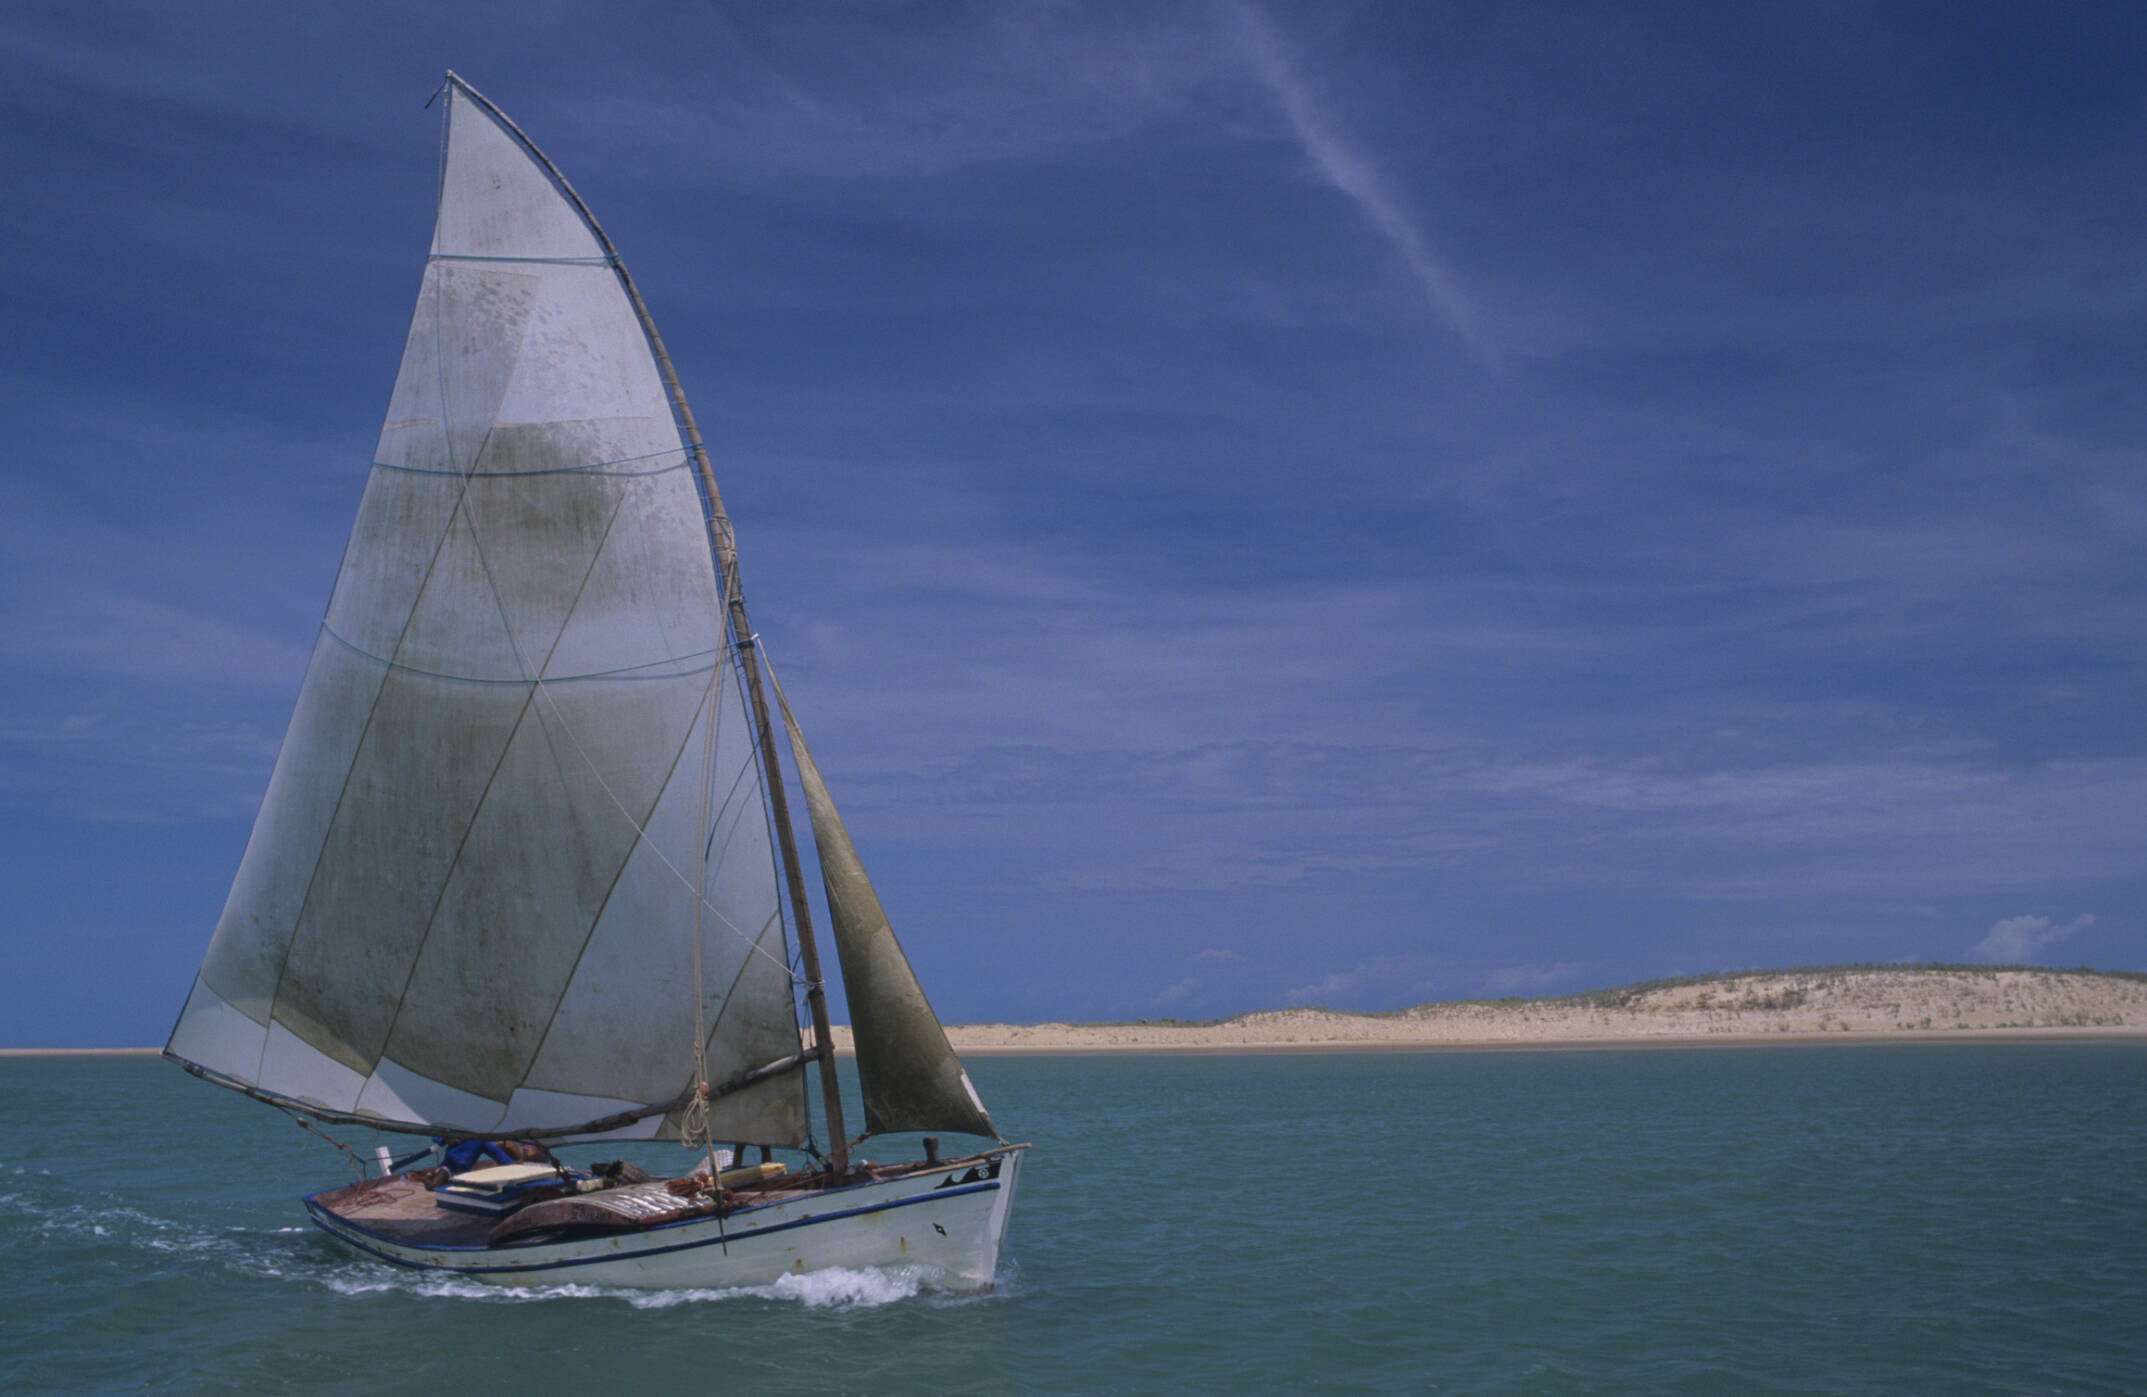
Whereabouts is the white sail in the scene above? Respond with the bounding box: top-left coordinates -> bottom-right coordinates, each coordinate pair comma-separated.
167,82 -> 806,1144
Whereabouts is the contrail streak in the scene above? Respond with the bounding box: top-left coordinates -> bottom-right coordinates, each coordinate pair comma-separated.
1231,2 -> 1483,354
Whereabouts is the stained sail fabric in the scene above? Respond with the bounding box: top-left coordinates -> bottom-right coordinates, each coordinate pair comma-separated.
166,80 -> 806,1144
770,676 -> 996,1139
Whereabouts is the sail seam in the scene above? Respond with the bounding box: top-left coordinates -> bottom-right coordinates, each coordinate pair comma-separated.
468,481 -> 636,1105
371,407 -> 634,1099
695,660 -> 808,1067
317,623 -> 719,686
371,451 -> 687,480
254,257 -> 511,1087
703,909 -> 787,1060
526,668 -> 792,973
359,650 -> 540,1091
429,252 -> 615,266
703,675 -> 777,923
509,663 -> 718,1104
351,217 -> 559,1090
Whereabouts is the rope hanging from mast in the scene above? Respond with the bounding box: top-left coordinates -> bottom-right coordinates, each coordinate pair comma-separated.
679,610 -> 725,1166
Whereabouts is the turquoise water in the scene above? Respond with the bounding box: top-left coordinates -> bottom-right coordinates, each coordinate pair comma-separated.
3,1045 -> 2142,1393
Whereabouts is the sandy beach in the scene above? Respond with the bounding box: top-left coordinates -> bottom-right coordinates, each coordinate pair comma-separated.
859,967 -> 2147,1054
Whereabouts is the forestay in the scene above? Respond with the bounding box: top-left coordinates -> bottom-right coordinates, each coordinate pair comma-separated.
166,82 -> 806,1144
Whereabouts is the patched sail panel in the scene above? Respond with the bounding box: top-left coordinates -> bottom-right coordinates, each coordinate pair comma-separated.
771,678 -> 996,1139
167,84 -> 805,1145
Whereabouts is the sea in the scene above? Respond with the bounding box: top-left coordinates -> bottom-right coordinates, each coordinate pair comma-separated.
3,1043 -> 2142,1394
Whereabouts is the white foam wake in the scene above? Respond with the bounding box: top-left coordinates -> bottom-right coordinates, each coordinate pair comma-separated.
724,1264 -> 927,1309
319,1263 -> 934,1310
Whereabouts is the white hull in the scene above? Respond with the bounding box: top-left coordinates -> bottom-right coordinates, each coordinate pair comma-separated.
304,1147 -> 1023,1291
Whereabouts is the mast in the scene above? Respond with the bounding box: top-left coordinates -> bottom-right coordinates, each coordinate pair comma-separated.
441,73 -> 850,1172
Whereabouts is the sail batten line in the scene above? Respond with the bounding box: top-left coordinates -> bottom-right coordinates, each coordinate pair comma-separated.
372,452 -> 687,480
429,253 -> 615,266
319,623 -> 719,686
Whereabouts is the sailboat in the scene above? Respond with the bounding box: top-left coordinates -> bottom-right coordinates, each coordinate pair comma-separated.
163,73 -> 1024,1290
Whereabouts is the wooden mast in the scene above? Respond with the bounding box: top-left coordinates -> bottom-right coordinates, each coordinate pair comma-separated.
441,74 -> 851,1173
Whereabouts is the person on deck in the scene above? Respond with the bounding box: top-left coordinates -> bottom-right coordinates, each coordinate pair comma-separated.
437,1137 -> 551,1173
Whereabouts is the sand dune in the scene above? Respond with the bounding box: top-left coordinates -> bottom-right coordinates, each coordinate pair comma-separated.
842,967 -> 2147,1053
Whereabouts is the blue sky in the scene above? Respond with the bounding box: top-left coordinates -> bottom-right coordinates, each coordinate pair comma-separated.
4,2 -> 2142,1046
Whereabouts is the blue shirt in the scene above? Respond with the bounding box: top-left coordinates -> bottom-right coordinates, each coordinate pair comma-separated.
439,1139 -> 515,1172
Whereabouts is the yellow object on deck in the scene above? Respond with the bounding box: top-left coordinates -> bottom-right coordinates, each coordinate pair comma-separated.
717,1161 -> 787,1186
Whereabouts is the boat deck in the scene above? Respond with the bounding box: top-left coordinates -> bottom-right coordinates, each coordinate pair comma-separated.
306,1161 -> 954,1252
307,1177 -> 506,1247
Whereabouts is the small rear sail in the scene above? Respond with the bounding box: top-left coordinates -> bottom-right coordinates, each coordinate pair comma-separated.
165,79 -> 806,1144
769,674 -> 997,1139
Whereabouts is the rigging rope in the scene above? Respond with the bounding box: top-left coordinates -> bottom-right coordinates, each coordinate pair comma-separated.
278,1100 -> 371,1182
678,627 -> 724,1166
527,666 -> 796,980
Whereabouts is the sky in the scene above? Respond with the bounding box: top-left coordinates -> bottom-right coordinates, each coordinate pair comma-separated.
3,1 -> 2143,1047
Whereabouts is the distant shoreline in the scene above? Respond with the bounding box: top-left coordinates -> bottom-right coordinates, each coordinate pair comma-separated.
12,1030 -> 2146,1058
945,1027 -> 2147,1055
902,967 -> 2147,1055
15,968 -> 2146,1057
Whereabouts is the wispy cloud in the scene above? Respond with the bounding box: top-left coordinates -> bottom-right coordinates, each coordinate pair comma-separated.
0,594 -> 313,689
1150,977 -> 1200,1007
584,9 -> 1242,186
1480,962 -> 1587,996
1230,1 -> 1482,351
1287,954 -> 1442,1009
0,708 -> 280,823
1969,913 -> 2096,964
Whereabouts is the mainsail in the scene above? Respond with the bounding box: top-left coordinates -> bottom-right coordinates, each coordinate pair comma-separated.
772,678 -> 996,1139
166,80 -> 805,1144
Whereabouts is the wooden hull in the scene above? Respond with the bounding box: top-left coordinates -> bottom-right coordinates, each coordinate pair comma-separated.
303,1146 -> 1024,1290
